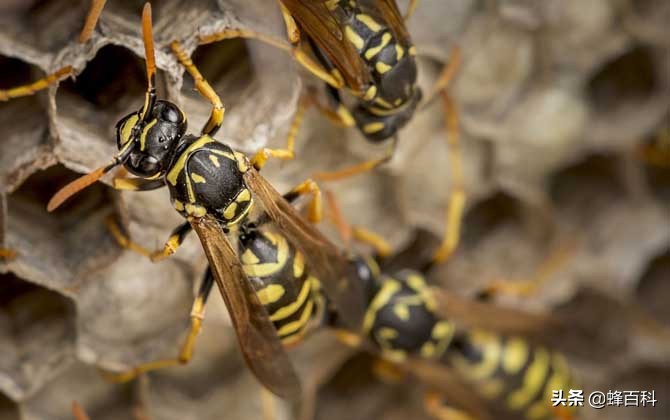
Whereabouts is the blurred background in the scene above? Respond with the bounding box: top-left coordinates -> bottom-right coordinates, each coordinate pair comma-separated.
0,0 -> 669,419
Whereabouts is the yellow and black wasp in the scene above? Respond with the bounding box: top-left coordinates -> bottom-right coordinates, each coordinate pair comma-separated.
196,0 -> 460,181
235,192 -> 579,420
45,3 -> 368,400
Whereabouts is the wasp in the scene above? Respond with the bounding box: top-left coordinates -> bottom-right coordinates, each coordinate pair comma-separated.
196,0 -> 461,182
46,3 -> 368,400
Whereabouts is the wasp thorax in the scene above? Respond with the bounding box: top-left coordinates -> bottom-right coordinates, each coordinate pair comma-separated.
115,100 -> 187,177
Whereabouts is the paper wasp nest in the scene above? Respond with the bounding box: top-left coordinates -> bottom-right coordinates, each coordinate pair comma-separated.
0,0 -> 669,419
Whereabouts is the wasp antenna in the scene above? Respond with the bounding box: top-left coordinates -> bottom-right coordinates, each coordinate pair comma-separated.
140,2 -> 157,121
79,0 -> 107,43
47,166 -> 108,212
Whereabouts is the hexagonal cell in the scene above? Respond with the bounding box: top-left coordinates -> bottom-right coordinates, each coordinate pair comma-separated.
0,273 -> 76,401
5,164 -> 121,293
54,44 -> 148,169
459,191 -> 524,249
636,248 -> 670,326
0,56 -> 51,190
75,251 -> 195,370
19,362 -> 137,420
549,153 -> 626,218
586,44 -> 669,149
0,0 -> 94,55
178,37 -> 299,152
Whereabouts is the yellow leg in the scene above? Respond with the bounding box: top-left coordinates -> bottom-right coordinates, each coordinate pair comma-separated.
0,66 -> 74,101
482,241 -> 575,298
0,248 -> 17,260
424,391 -> 476,420
71,401 -> 91,420
106,216 -> 192,262
171,41 -> 225,137
79,0 -> 107,42
404,0 -> 420,20
313,137 -> 398,182
637,126 -> 670,167
260,387 -> 276,420
281,179 -> 323,223
372,358 -> 405,384
198,28 -> 344,90
101,271 -> 213,383
422,46 -> 462,108
431,91 -> 466,265
351,227 -> 393,258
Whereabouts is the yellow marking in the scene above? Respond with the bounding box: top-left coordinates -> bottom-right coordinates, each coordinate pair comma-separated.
374,96 -> 394,108
277,300 -> 314,337
234,151 -> 249,172
336,104 -> 356,126
363,85 -> 377,101
363,280 -> 401,333
421,342 -> 435,358
191,173 -> 207,184
356,14 -> 382,32
173,200 -> 184,211
393,304 -> 410,321
365,33 -> 392,60
382,348 -> 406,363
331,69 -> 344,85
209,154 -> 220,167
345,26 -> 365,50
507,348 -> 550,410
409,46 -> 417,55
242,233 -> 289,277
395,44 -> 405,60
544,354 -> 571,399
167,136 -> 215,185
503,338 -> 529,375
236,188 -> 251,202
270,277 -> 312,321
378,327 -> 398,340
184,204 -> 206,217
325,0 -> 339,11
479,378 -> 505,399
407,274 -> 426,291
293,251 -> 305,278
166,234 -> 181,252
139,119 -> 157,151
376,62 -> 392,74
224,202 -> 238,220
430,321 -> 455,359
209,149 -> 236,161
366,257 -> 381,277
241,249 -> 260,265
453,330 -> 501,380
394,99 -> 402,106
363,122 -> 385,133
256,284 -> 285,306
119,114 -> 139,145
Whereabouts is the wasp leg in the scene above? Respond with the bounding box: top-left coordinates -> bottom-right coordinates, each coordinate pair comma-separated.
260,388 -> 277,420
431,91 -> 466,265
281,179 -> 323,223
0,248 -> 17,260
0,66 -> 74,102
479,242 -> 575,299
198,12 -> 344,90
372,358 -> 406,384
170,41 -> 225,137
106,216 -> 192,262
72,401 -> 91,420
79,0 -> 107,43
101,269 -> 215,383
404,0 -> 420,20
637,126 -> 670,167
422,47 -> 462,108
424,391 -> 476,420
312,136 -> 398,182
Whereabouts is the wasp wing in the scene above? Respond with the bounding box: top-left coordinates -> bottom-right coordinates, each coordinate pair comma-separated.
244,168 -> 367,332
191,214 -> 301,400
279,0 -> 371,94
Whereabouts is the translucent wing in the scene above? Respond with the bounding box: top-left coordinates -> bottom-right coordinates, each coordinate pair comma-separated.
370,0 -> 412,45
279,0 -> 372,94
244,167 -> 367,331
191,214 -> 301,399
